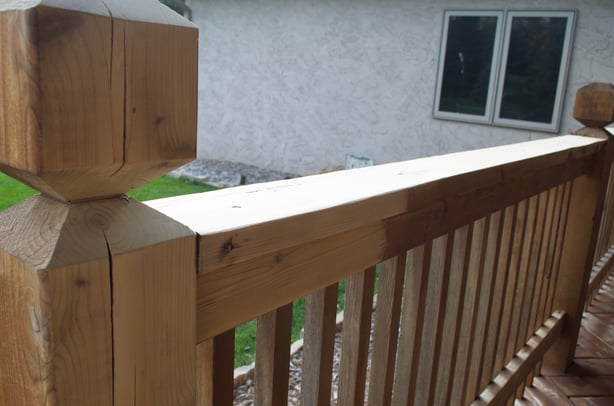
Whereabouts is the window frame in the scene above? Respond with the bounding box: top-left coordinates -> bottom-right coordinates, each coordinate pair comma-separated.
493,10 -> 576,132
433,10 -> 504,125
433,9 -> 577,133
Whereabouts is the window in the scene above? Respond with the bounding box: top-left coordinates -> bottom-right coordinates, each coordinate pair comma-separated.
434,10 -> 576,132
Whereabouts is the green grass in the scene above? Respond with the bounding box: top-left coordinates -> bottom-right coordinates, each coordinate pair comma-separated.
0,173 -> 216,210
126,175 -> 217,201
234,281 -> 347,368
0,173 -> 38,211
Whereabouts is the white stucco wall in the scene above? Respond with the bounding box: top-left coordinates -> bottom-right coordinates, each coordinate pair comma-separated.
188,0 -> 614,175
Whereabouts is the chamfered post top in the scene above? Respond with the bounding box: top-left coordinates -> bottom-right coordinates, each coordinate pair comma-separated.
574,83 -> 614,129
0,0 -> 198,202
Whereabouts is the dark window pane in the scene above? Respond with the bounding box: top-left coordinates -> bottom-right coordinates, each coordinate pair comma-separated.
499,17 -> 567,123
439,16 -> 498,116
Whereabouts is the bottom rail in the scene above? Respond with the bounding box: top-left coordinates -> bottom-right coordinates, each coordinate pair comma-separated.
472,310 -> 566,405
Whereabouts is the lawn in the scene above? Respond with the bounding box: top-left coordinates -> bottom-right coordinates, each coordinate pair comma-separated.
0,172 -> 216,210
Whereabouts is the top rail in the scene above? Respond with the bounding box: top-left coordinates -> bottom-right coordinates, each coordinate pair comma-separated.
148,134 -> 604,341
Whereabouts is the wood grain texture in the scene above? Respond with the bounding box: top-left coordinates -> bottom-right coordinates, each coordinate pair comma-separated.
413,234 -> 451,406
0,253 -> 113,405
0,253 -> 48,406
549,182 -> 573,315
453,218 -> 488,405
367,256 -> 406,406
197,330 -> 235,406
526,376 -> 575,405
573,83 -> 614,128
523,191 -> 555,388
507,195 -> 539,363
593,163 -> 614,262
532,188 -> 558,335
494,200 -> 528,374
149,135 -> 603,273
519,194 -> 545,346
338,267 -> 376,406
0,8 -> 39,172
0,197 -> 117,405
255,303 -> 293,406
112,237 -> 196,406
148,135 -> 603,341
481,206 -> 516,389
433,226 -> 471,406
545,137 -> 613,371
469,212 -> 502,398
0,1 -> 197,201
0,195 -> 196,404
301,283 -> 339,406
392,245 -> 429,406
472,311 -> 565,406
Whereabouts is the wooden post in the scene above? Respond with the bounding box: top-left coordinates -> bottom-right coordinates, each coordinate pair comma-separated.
543,83 -> 614,372
0,1 -> 199,404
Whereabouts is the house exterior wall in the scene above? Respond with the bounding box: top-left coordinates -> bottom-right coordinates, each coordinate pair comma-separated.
188,0 -> 614,175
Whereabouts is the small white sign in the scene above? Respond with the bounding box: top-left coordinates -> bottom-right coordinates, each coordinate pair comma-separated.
345,154 -> 374,169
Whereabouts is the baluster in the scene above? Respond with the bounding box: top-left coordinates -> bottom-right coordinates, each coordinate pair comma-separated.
367,256 -> 406,406
481,205 -> 515,389
413,234 -> 452,405
468,212 -> 503,399
338,267 -> 376,406
255,304 -> 293,406
494,200 -> 528,373
301,283 -> 339,406
433,225 -> 471,405
197,330 -> 235,406
391,244 -> 429,405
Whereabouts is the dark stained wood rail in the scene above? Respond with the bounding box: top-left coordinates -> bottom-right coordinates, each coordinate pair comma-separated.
523,270 -> 614,405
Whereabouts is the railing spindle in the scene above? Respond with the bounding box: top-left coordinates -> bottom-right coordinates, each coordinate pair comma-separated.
255,304 -> 293,406
523,190 -> 556,388
494,201 -> 528,372
509,195 -> 540,359
197,330 -> 235,406
594,163 -> 614,261
433,226 -> 471,405
367,256 -> 406,406
338,267 -> 376,405
455,218 -> 488,405
515,193 -> 547,398
301,283 -> 339,406
392,244 -> 429,405
413,234 -> 452,405
544,182 -> 573,320
468,213 -> 503,399
481,206 -> 516,389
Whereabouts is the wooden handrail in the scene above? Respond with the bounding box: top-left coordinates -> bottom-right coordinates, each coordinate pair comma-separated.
148,129 -> 612,404
148,135 -> 605,341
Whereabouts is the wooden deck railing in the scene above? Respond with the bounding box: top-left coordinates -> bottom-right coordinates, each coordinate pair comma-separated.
2,1 -> 614,405
147,96 -> 614,405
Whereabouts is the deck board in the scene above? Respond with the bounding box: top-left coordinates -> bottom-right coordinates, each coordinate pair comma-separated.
525,272 -> 614,404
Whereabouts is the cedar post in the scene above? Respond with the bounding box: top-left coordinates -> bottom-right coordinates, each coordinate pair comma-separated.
0,1 -> 198,404
543,83 -> 614,372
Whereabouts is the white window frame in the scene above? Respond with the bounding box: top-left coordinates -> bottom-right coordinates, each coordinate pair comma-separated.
433,10 -> 504,124
433,9 -> 577,133
493,10 -> 576,132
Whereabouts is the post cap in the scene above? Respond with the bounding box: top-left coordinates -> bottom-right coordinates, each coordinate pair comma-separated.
0,0 -> 198,201
573,83 -> 614,129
